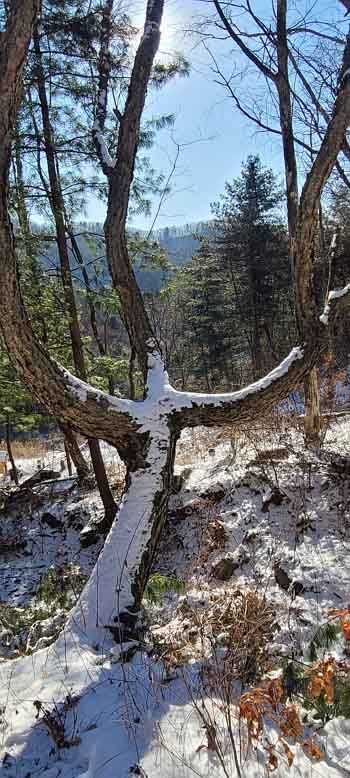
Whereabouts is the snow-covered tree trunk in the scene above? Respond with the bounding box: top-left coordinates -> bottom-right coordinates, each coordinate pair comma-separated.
66,345 -> 321,644
69,429 -> 177,643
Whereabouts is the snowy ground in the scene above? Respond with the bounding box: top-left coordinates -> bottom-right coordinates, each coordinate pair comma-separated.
1,418 -> 350,776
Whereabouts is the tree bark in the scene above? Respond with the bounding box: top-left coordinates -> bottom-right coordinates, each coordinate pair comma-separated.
59,421 -> 90,482
275,0 -> 299,271
275,0 -> 319,442
303,366 -> 321,446
64,438 -> 72,477
5,417 -> 18,485
94,1 -> 165,379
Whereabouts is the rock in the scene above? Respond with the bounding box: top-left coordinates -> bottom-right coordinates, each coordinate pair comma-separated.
176,595 -> 192,616
273,562 -> 304,596
212,547 -> 249,581
64,505 -> 89,530
0,628 -> 19,659
41,511 -> 62,529
291,580 -> 305,596
262,487 -> 286,512
80,514 -> 111,546
169,504 -> 195,523
243,529 -> 258,544
251,447 -> 290,465
201,485 -> 226,503
274,563 -> 291,591
212,556 -> 236,581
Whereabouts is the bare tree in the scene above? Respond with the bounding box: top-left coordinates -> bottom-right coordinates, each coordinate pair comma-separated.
1,0 -> 350,646
202,0 -> 350,442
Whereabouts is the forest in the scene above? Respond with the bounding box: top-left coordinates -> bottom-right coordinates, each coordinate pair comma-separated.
1,1 -> 350,777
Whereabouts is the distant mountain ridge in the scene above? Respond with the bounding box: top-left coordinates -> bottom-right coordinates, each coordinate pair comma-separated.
36,220 -> 211,292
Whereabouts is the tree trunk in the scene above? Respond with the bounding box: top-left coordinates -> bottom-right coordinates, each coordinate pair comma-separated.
64,439 -> 72,476
275,2 -> 321,443
88,437 -> 116,526
129,346 -> 137,400
96,1 -> 165,379
304,366 -> 321,446
59,422 -> 90,482
68,229 -> 107,360
5,418 -> 18,485
33,25 -> 116,524
68,425 -> 177,642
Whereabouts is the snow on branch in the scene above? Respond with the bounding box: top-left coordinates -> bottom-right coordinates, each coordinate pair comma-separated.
92,1 -> 117,173
52,339 -> 313,446
66,343 -> 312,640
320,283 -> 350,325
162,347 -> 305,413
92,120 -> 116,170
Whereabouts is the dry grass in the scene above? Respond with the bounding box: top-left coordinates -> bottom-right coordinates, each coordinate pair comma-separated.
175,428 -> 217,466
105,458 -> 126,494
8,438 -> 55,460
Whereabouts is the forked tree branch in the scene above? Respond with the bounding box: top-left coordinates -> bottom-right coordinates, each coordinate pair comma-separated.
0,0 -> 349,466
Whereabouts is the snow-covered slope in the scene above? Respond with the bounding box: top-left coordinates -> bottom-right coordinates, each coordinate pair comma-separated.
1,420 -> 350,777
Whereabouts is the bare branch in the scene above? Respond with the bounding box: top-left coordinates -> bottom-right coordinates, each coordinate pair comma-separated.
212,0 -> 277,81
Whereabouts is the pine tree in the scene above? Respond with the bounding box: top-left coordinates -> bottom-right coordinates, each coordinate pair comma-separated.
182,241 -> 232,390
212,156 -> 293,380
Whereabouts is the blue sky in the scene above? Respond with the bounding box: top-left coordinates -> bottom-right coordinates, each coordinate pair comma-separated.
86,0 -> 347,230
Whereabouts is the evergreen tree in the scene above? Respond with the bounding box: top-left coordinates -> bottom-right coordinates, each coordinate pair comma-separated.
182,241 -> 232,390
161,157 -> 293,390
212,156 -> 293,380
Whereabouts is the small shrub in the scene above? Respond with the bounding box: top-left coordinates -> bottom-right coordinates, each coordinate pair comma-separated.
0,564 -> 88,656
37,564 -> 87,610
33,695 -> 80,750
144,573 -> 184,605
201,589 -> 278,685
282,608 -> 350,724
308,622 -> 340,662
239,676 -> 325,770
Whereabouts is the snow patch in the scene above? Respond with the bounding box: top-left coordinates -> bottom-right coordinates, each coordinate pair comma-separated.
92,122 -> 116,168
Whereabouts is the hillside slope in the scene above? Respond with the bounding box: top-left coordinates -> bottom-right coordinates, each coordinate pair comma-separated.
1,419 -> 350,777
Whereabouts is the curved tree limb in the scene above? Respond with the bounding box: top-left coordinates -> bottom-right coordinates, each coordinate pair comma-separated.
295,28 -> 350,337
103,0 -> 165,377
